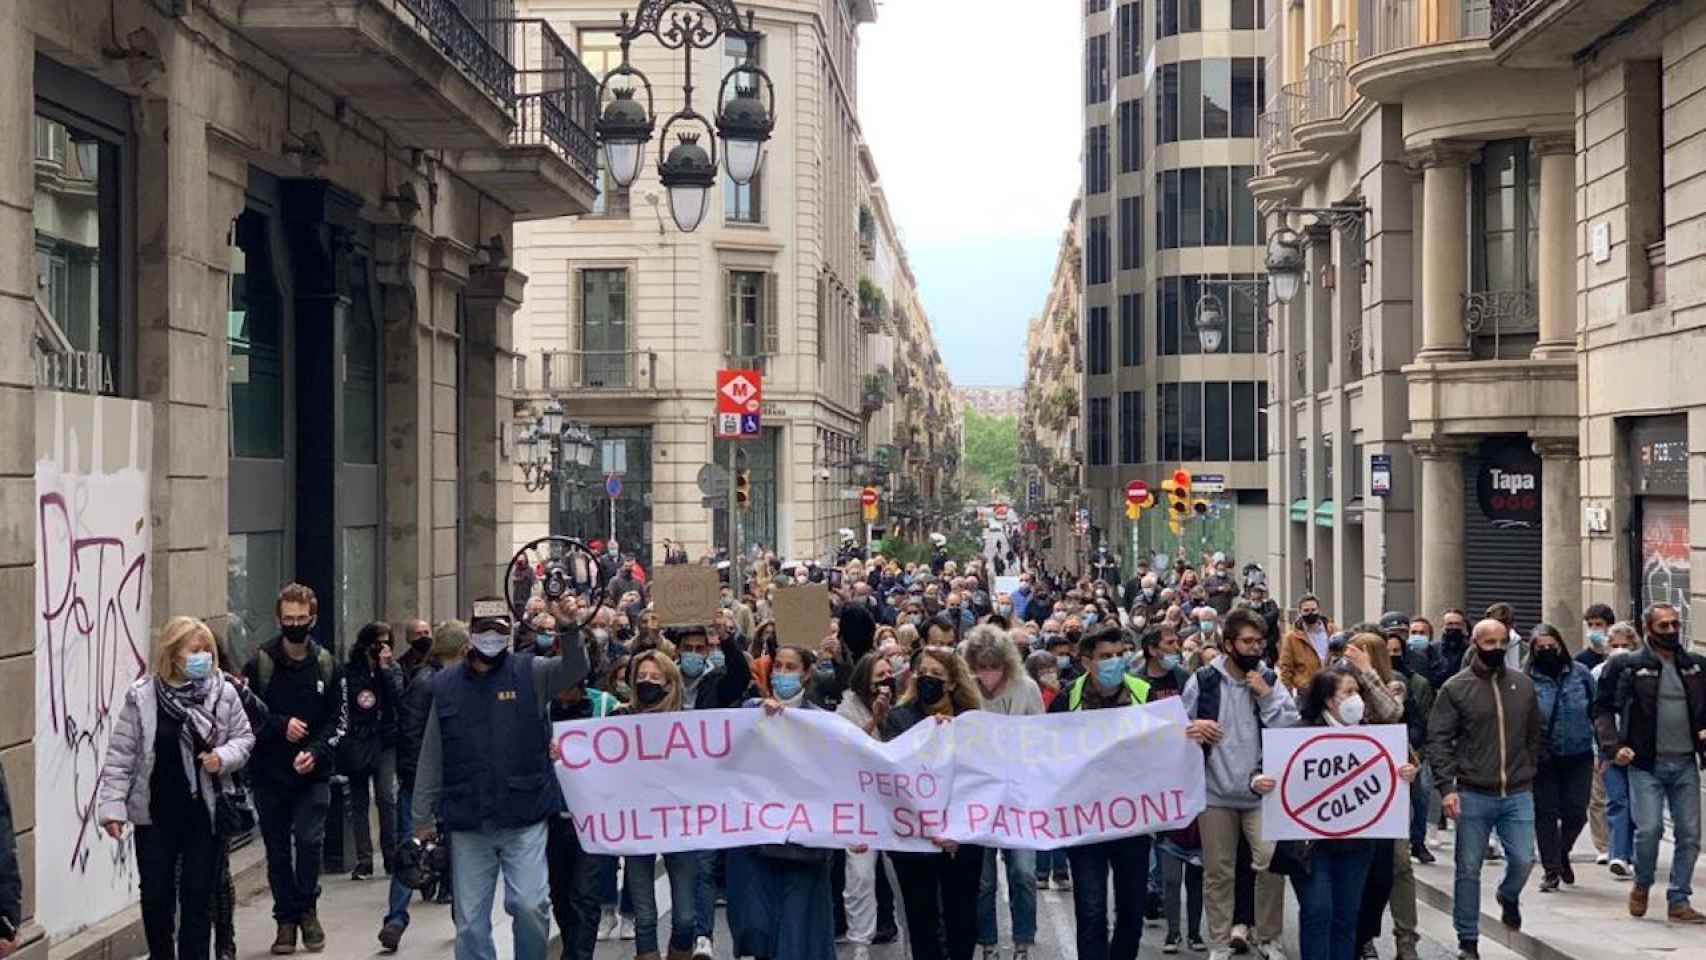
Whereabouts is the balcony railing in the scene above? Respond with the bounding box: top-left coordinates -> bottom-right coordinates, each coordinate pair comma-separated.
505,18 -> 598,179
1258,110 -> 1293,173
1462,288 -> 1537,359
1303,28 -> 1355,124
396,0 -> 517,105
516,349 -> 659,392
1365,0 -> 1491,58
1489,0 -> 1545,37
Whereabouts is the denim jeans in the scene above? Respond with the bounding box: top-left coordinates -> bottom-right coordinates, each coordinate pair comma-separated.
1630,756 -> 1702,906
693,849 -> 722,939
1293,842 -> 1375,960
976,847 -> 1038,946
626,853 -> 700,955
598,857 -> 634,913
254,780 -> 330,924
1409,764 -> 1432,846
1036,848 -> 1070,880
1161,848 -> 1202,941
384,786 -> 415,928
1603,762 -> 1635,864
448,822 -> 552,960
1065,835 -> 1152,960
1451,790 -> 1536,943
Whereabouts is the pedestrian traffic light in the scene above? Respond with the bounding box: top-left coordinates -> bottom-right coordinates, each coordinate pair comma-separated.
1193,499 -> 1211,517
736,469 -> 751,509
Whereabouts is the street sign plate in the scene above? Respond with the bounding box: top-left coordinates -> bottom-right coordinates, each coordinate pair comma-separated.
1371,454 -> 1392,497
697,463 -> 729,497
739,412 -> 761,437
1191,473 -> 1226,493
716,413 -> 741,438
605,474 -> 622,499
1126,479 -> 1150,503
861,487 -> 879,507
717,369 -> 763,415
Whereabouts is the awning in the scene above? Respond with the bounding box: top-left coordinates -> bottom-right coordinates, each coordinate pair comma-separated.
1314,500 -> 1335,528
1289,498 -> 1308,523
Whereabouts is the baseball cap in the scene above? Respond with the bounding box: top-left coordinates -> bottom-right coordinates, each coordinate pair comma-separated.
469,597 -> 513,656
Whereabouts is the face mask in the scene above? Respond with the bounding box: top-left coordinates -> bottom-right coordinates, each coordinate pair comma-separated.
887,654 -> 908,674
410,635 -> 432,654
1065,630 -> 1083,644
281,622 -> 312,645
815,661 -> 837,678
1197,620 -> 1217,634
1477,646 -> 1507,671
1407,634 -> 1430,654
679,652 -> 707,679
1532,646 -> 1567,674
1082,613 -> 1099,627
634,680 -> 668,707
997,604 -> 1013,616
708,651 -> 726,672
1337,694 -> 1366,726
471,630 -> 510,658
976,668 -> 1004,692
916,675 -> 947,706
1095,656 -> 1126,692
1231,650 -> 1263,672
1161,653 -> 1182,671
1650,629 -> 1682,650
771,672 -> 804,700
1055,654 -> 1072,670
1586,629 -> 1608,651
1608,647 -> 1634,660
183,651 -> 214,681
1442,627 -> 1467,645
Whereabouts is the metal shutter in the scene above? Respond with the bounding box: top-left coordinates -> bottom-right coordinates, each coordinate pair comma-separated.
1462,452 -> 1544,631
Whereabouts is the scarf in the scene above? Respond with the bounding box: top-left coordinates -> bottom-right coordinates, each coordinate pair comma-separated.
156,676 -> 219,761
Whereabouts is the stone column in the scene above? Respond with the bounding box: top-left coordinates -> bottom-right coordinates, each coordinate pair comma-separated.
379,224 -> 431,621
1410,142 -> 1479,363
464,263 -> 525,605
1534,436 -> 1583,647
1413,437 -> 1472,620
1533,135 -> 1578,358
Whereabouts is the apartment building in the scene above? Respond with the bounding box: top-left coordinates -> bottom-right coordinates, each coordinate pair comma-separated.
9,0 -> 598,947
1081,0 -> 1273,579
510,0 -> 958,564
1023,201 -> 1088,574
1257,0 -> 1704,645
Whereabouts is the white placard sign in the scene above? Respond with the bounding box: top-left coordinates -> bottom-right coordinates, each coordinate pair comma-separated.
554,699 -> 1206,854
1261,724 -> 1410,841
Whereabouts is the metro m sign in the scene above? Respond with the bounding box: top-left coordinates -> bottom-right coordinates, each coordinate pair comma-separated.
717,369 -> 763,416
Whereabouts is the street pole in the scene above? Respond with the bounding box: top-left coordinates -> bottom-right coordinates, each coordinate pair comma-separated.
727,441 -> 742,599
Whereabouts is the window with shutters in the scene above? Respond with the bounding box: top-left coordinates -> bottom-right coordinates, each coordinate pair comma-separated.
726,270 -> 777,364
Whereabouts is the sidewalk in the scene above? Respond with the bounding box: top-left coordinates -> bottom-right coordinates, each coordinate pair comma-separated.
1410,821 -> 1706,960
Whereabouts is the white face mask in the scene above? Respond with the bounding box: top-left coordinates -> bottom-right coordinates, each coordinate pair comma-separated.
1608,647 -> 1634,660
1336,694 -> 1366,726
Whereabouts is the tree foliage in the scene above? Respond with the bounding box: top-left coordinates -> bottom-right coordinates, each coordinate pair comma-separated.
961,408 -> 1019,501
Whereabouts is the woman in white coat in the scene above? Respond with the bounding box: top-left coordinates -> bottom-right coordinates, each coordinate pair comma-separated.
97,616 -> 255,960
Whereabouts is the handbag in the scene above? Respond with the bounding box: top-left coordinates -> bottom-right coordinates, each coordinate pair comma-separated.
214,779 -> 257,837
1267,839 -> 1314,879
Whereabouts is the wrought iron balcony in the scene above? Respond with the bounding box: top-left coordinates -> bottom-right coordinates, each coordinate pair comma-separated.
1364,0 -> 1492,58
1302,28 -> 1355,125
517,349 -> 659,393
1346,324 -> 1364,380
1257,110 -> 1293,174
1490,0 -> 1545,35
508,18 -> 598,181
1462,288 -> 1537,359
399,0 -> 516,104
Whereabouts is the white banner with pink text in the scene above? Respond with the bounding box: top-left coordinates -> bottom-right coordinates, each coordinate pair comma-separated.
552,698 -> 1206,854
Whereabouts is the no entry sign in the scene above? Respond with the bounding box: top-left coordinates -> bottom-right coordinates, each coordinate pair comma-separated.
1260,724 -> 1409,841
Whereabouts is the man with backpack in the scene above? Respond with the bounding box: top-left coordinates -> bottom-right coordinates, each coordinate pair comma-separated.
242,582 -> 348,955
1179,608 -> 1300,960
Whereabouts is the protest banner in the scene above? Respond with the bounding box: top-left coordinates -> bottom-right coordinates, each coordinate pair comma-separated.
1260,724 -> 1410,841
653,565 -> 721,627
772,582 -> 830,649
993,576 -> 1022,597
553,698 -> 1206,854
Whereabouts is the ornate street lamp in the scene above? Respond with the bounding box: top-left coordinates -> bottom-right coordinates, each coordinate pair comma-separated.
593,1 -> 777,232
1192,292 -> 1227,353
516,404 -> 598,493
1265,227 -> 1305,306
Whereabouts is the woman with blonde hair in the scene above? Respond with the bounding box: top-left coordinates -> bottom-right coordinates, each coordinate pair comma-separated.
613,650 -> 698,960
98,616 -> 255,960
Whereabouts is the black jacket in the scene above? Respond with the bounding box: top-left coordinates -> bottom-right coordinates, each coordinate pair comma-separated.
342,650 -> 405,749
1427,657 -> 1543,798
689,629 -> 754,711
241,636 -> 348,787
1594,647 -> 1706,771
0,764 -> 20,934
396,662 -> 438,791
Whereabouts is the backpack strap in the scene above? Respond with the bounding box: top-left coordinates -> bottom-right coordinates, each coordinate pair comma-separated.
255,647 -> 274,695
1193,665 -> 1221,721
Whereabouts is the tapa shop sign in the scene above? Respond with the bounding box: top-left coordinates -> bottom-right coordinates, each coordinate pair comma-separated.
1475,438 -> 1541,529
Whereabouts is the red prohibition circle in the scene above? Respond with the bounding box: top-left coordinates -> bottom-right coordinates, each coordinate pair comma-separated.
1278,731 -> 1399,840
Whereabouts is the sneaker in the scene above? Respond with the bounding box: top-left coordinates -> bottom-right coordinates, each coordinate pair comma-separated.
1496,893 -> 1521,930
620,915 -> 637,940
873,924 -> 899,945
271,923 -> 298,956
853,947 -> 871,960
377,922 -> 405,953
1359,942 -> 1378,960
1189,937 -> 1207,952
1559,861 -> 1575,885
980,947 -> 1000,960
1053,873 -> 1073,892
352,866 -> 372,881
693,935 -> 715,960
300,911 -> 326,953
1164,934 -> 1182,954
1668,903 -> 1706,924
1631,885 -> 1650,917
1229,925 -> 1250,953
1256,941 -> 1287,960
1410,841 -> 1436,864
1610,859 -> 1632,879
1487,844 -> 1503,862
1596,852 -> 1610,865
1457,940 -> 1479,960
1013,947 -> 1030,960
1539,872 -> 1560,893
597,907 -> 619,941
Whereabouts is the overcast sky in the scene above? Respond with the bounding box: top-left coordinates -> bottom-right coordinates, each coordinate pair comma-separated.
858,2 -> 1079,388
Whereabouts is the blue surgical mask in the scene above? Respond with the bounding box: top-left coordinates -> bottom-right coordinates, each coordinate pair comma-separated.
1586,629 -> 1607,651
679,652 -> 707,679
1083,613 -> 1100,627
1095,656 -> 1126,691
771,672 -> 803,700
1056,654 -> 1072,670
1161,653 -> 1182,671
1407,634 -> 1430,654
184,651 -> 214,681
708,651 -> 726,672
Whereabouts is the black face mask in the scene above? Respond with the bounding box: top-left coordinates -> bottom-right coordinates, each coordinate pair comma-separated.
634,680 -> 668,707
1065,630 -> 1083,644
1442,627 -> 1467,645
1650,630 -> 1682,650
281,622 -> 312,645
1231,651 -> 1263,672
916,675 -> 946,706
1477,646 -> 1507,671
1532,646 -> 1567,675
410,636 -> 432,654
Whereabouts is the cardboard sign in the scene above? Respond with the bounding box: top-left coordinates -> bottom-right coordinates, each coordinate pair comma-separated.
653,565 -> 722,627
1261,724 -> 1409,841
773,583 -> 831,650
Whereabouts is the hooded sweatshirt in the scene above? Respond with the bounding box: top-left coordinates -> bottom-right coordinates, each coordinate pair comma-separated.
1180,656 -> 1300,809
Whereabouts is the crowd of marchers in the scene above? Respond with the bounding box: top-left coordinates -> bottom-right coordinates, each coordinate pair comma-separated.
86,535 -> 1706,960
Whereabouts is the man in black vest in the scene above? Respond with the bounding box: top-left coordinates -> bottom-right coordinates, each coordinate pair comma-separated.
412,597 -> 589,960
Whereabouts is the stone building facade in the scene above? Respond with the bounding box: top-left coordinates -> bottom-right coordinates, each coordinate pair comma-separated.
7,0 -> 595,947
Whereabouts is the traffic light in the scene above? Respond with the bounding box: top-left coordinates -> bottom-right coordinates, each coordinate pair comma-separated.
1193,498 -> 1211,518
736,469 -> 751,510
1162,468 -> 1191,536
